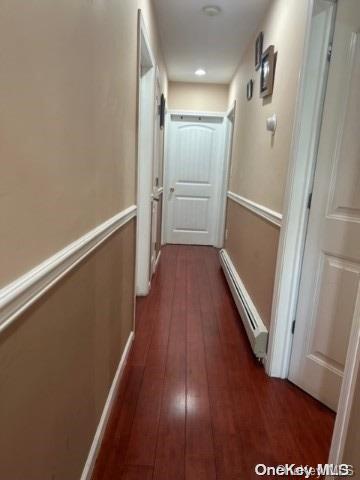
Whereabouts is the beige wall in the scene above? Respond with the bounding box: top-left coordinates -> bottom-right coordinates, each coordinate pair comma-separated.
0,220 -> 135,480
139,1 -> 168,97
0,1 -> 166,478
0,0 -> 167,288
226,200 -> 279,328
168,81 -> 229,112
228,0 -> 309,213
225,0 -> 309,327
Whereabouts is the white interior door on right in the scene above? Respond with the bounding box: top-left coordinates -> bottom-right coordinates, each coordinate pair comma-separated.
289,0 -> 360,412
165,114 -> 224,245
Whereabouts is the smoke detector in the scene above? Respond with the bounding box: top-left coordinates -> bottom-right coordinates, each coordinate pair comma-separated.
202,5 -> 222,17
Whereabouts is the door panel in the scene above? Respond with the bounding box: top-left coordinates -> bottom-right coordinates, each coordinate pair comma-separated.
176,126 -> 214,183
309,255 -> 358,368
329,33 -> 360,218
166,116 -> 224,245
174,196 -> 209,229
289,0 -> 360,411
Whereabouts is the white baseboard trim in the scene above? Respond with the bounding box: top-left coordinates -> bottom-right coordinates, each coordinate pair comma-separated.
80,331 -> 134,480
154,250 -> 161,272
227,191 -> 282,227
0,205 -> 137,335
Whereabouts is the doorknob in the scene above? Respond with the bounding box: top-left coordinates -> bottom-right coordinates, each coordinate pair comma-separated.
170,187 -> 175,193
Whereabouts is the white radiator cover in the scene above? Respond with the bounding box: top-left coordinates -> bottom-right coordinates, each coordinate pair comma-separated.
219,249 -> 268,359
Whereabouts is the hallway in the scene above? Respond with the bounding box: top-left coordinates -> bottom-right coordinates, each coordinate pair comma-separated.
92,246 -> 335,480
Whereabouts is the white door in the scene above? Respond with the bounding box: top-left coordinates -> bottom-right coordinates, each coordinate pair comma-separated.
150,74 -> 162,275
165,114 -> 224,245
289,0 -> 360,412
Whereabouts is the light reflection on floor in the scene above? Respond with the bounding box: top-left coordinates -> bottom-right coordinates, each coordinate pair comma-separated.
171,392 -> 198,416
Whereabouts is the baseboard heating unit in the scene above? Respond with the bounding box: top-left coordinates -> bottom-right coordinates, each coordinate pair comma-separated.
219,249 -> 268,359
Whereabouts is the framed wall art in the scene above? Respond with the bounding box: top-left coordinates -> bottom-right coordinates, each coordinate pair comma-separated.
246,79 -> 254,101
160,93 -> 166,129
255,32 -> 263,71
260,45 -> 276,98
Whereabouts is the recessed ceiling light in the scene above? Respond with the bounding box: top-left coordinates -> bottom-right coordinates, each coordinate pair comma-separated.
195,68 -> 207,76
202,5 -> 222,17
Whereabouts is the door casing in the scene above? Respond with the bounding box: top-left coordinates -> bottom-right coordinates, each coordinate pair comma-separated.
266,0 -> 337,378
217,102 -> 236,247
150,70 -> 163,277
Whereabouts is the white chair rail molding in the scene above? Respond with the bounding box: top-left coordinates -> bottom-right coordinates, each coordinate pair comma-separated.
0,205 -> 137,334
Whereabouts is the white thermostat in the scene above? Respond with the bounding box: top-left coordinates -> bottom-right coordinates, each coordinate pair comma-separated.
266,114 -> 277,135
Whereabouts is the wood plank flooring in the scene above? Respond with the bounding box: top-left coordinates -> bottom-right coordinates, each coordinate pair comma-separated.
92,245 -> 335,480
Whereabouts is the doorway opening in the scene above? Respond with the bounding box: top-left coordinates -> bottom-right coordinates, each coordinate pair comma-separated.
136,11 -> 156,296
150,70 -> 164,278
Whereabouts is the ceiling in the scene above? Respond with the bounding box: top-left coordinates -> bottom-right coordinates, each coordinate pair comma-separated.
152,0 -> 272,84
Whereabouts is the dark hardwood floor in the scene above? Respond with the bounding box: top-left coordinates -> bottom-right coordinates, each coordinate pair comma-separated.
92,245 -> 335,480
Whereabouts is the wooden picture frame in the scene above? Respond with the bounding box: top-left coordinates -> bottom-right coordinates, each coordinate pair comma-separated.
255,32 -> 263,71
160,94 -> 166,129
246,79 -> 254,101
260,45 -> 276,98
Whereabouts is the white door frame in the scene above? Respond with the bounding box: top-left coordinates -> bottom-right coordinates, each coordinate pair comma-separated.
136,11 -> 156,296
216,101 -> 236,248
162,109 -> 228,247
266,0 -> 337,378
150,68 -> 162,276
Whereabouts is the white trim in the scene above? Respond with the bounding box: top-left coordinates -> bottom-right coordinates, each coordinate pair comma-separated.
226,101 -> 236,122
154,250 -> 161,272
80,331 -> 134,480
167,109 -> 226,118
227,191 -> 282,228
213,119 -> 230,247
0,206 -> 137,335
215,101 -> 236,248
161,112 -> 170,246
138,10 -> 156,68
266,0 -> 336,378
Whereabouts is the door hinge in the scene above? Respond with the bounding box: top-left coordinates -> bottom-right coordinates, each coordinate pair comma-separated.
307,192 -> 313,210
291,320 -> 296,335
327,43 -> 333,62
